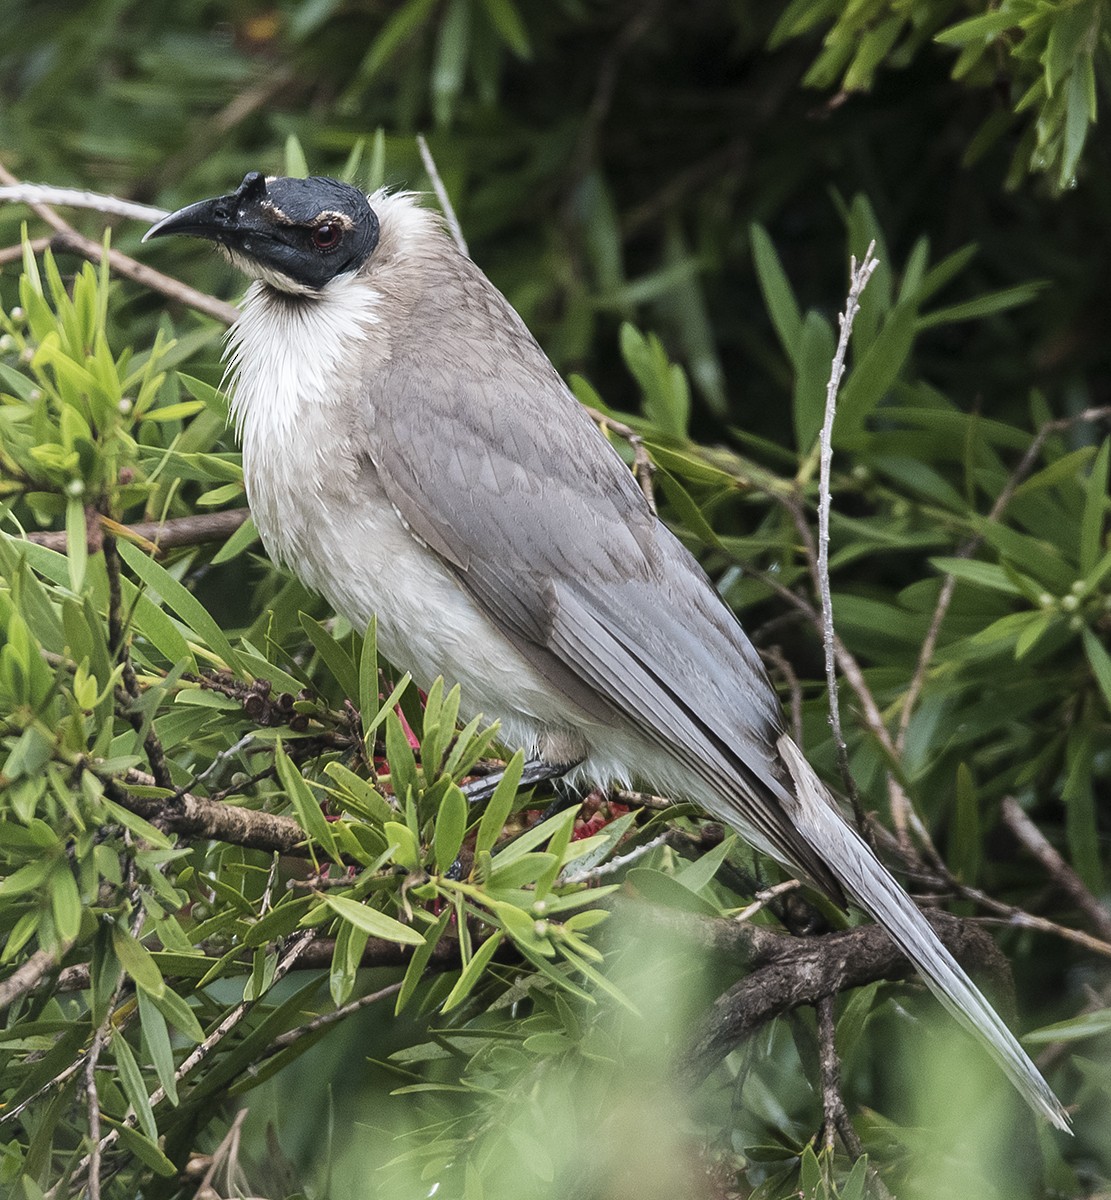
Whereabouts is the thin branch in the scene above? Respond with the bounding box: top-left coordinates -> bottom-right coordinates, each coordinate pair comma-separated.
417,134 -> 469,258
816,994 -> 895,1200
1000,797 -> 1111,943
0,941 -> 74,1015
760,645 -> 804,745
0,183 -> 167,223
733,879 -> 801,924
51,229 -> 240,325
560,831 -> 670,885
23,509 -> 250,557
114,767 -> 308,855
584,406 -> 657,512
816,243 -> 879,834
267,981 -> 402,1053
0,161 -> 238,326
0,235 -> 50,266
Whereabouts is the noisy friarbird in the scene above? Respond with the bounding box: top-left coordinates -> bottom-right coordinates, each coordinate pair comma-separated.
145,172 -> 1068,1129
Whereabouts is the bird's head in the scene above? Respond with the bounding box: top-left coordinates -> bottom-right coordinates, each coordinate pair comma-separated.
143,172 -> 380,295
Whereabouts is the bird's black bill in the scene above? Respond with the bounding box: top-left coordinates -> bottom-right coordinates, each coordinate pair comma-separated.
142,172 -> 267,245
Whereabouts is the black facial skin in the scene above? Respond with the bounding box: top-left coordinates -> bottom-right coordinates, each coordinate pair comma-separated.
144,172 -> 380,290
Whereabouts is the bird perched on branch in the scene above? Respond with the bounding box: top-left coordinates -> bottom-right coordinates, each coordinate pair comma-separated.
145,171 -> 1068,1130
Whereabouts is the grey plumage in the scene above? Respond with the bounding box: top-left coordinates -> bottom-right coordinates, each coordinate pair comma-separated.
145,175 -> 1069,1130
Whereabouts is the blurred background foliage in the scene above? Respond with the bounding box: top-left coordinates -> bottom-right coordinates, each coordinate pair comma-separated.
1,1 -> 1110,1198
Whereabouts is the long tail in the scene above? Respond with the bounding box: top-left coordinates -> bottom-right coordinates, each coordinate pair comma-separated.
777,735 -> 1070,1132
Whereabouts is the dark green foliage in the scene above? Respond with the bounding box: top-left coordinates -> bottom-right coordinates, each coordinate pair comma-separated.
1,3 -> 1110,1198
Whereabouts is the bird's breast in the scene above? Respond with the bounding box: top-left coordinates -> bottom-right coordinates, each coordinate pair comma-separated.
225,281 -> 588,748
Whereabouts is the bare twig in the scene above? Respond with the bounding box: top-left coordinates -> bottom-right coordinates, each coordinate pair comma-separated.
0,162 -> 238,325
584,406 -> 657,512
192,1107 -> 251,1199
0,942 -> 74,1015
83,1016 -> 117,1200
0,183 -> 167,223
1000,797 -> 1111,943
268,981 -> 402,1052
816,994 -> 895,1199
560,831 -> 670,885
760,645 -> 804,745
417,134 -> 469,258
733,879 -> 801,924
23,509 -> 250,557
0,235 -> 50,266
816,243 -> 879,834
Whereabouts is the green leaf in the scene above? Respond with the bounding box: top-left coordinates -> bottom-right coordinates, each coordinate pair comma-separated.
148,982 -> 205,1043
320,893 -> 425,945
837,301 -> 916,436
64,496 -> 87,594
111,926 -> 165,997
951,763 -> 981,884
1024,1008 -> 1111,1045
929,556 -> 1022,596
792,310 -> 835,450
433,783 -> 468,873
441,932 -> 504,1012
112,1031 -> 157,1141
48,864 -> 81,944
116,538 -> 243,675
300,612 -> 360,699
750,224 -> 803,366
136,989 -> 178,1107
1082,627 -> 1111,715
383,820 -> 421,870
348,0 -> 439,91
396,908 -> 452,1013
1080,439 -> 1109,577
475,751 -> 524,854
284,133 -> 309,178
479,0 -> 531,57
324,762 -> 395,825
209,513 -> 259,564
274,740 -> 336,861
102,1117 -> 176,1177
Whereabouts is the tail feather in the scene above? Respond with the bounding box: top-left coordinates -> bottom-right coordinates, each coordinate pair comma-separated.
777,735 -> 1070,1132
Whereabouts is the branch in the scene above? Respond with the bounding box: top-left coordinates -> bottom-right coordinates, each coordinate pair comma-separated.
999,797 -> 1111,943
63,931 -> 315,1197
417,134 -> 469,258
24,509 -> 250,557
816,243 -> 879,833
0,183 -> 167,223
0,942 -> 74,1015
0,235 -> 50,266
584,406 -> 657,512
113,767 -> 308,855
677,907 -> 1011,1085
0,161 -> 238,326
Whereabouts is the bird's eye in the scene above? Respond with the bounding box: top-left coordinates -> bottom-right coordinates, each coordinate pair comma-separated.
311,222 -> 342,251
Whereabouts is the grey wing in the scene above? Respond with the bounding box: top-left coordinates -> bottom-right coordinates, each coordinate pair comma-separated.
363,267 -> 842,898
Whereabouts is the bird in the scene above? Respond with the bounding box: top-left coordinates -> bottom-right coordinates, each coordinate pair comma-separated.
144,171 -> 1068,1130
